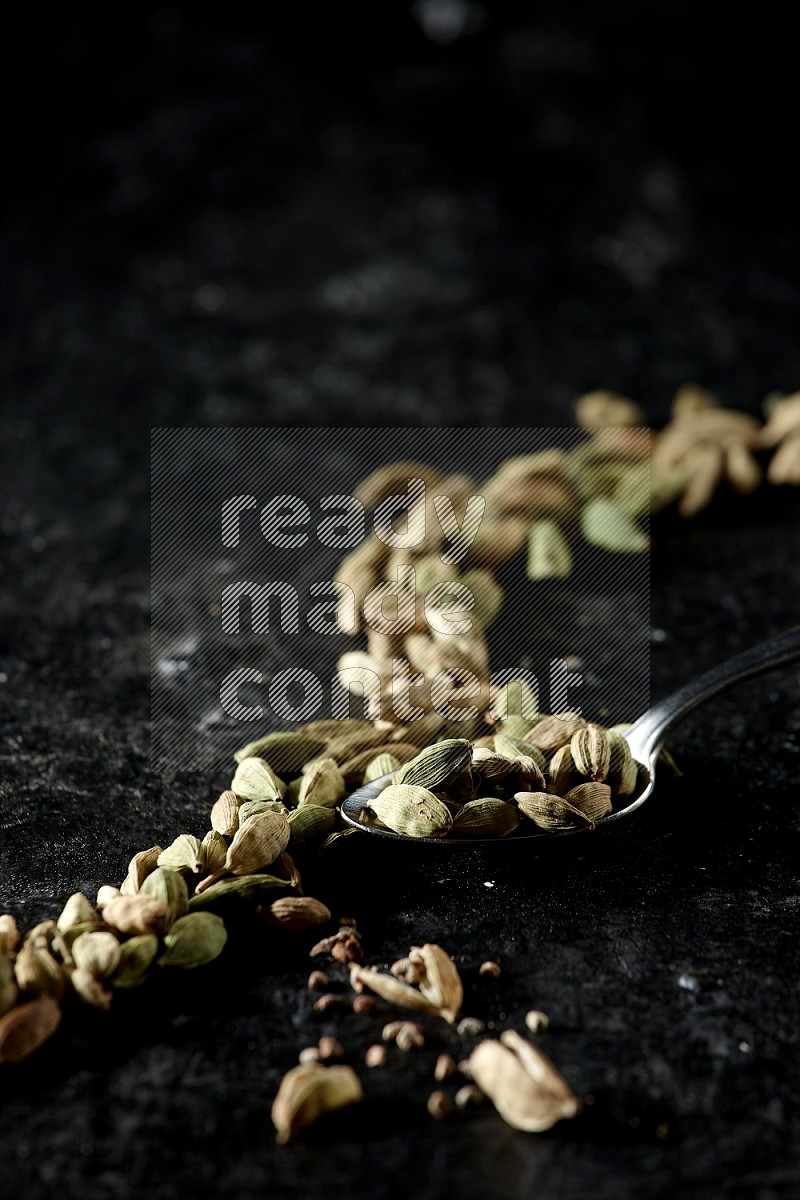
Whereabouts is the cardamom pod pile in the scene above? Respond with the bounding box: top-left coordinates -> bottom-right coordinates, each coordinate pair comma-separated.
360,715 -> 642,839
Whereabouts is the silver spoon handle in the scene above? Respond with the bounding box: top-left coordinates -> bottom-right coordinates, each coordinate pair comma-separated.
624,625 -> 800,764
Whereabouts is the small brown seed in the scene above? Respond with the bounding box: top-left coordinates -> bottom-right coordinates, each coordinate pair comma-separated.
365,1043 -> 388,1068
434,1053 -> 456,1082
479,961 -> 501,978
298,1046 -> 320,1064
382,1020 -> 404,1043
396,1022 -> 425,1052
455,1084 -> 484,1109
427,1090 -> 453,1121
318,1036 -> 344,1061
352,994 -> 376,1015
457,1017 -> 485,1037
313,993 -> 346,1015
525,1010 -> 549,1034
308,970 -> 329,992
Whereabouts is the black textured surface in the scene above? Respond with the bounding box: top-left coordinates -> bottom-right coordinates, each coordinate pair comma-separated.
2,5 -> 800,1198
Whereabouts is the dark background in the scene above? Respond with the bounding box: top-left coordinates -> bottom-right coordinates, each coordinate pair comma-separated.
1,4 -> 799,1198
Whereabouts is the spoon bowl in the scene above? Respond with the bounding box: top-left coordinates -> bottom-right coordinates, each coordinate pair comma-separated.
339,626 -> 800,844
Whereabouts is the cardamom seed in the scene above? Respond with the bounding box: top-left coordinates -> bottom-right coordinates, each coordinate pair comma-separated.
0,996 -> 62,1063
110,935 -> 159,989
452,798 -> 519,838
368,784 -> 453,838
271,1062 -> 363,1144
159,912 -> 228,970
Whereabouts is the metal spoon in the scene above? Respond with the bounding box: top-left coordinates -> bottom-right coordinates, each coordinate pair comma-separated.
340,626 -> 800,845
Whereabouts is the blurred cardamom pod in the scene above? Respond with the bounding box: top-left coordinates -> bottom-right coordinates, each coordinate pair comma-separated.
234,732 -> 325,775
159,912 -> 228,970
71,931 -> 122,980
272,1062 -> 363,1144
523,712 -> 587,753
102,894 -> 172,937
363,753 -> 402,784
469,1031 -> 580,1132
581,497 -> 649,552
0,915 -> 20,956
526,519 -> 573,580
14,945 -> 66,1000
56,893 -> 100,935
140,866 -> 189,927
368,784 -> 452,838
110,935 -> 159,989
70,968 -> 112,1010
414,944 -> 464,1022
349,964 -> 439,1015
0,955 -> 19,1017
0,995 -> 62,1063
260,896 -> 332,933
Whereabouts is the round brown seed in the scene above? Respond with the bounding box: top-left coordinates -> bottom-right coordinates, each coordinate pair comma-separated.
365,1044 -> 388,1068
479,961 -> 501,978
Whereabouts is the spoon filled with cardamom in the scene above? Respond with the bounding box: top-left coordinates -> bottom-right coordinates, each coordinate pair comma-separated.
340,626 -> 800,844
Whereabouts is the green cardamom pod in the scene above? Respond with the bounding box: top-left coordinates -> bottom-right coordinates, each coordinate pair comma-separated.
363,753 -> 402,784
562,782 -> 612,823
395,739 -> 472,791
231,756 -> 285,803
110,935 -> 159,989
188,873 -> 291,911
201,830 -> 228,874
233,732 -> 325,775
524,712 -> 587,753
493,734 -> 547,773
140,866 -> 189,927
157,834 -> 205,875
452,798 -> 519,838
489,680 -> 539,725
210,791 -> 240,838
238,799 -> 288,823
368,784 -> 452,838
547,744 -> 577,793
287,804 -> 337,852
581,498 -> 649,553
526,519 -> 573,580
297,758 -> 345,808
225,810 -> 290,874
159,912 -> 228,970
570,724 -> 611,782
515,791 -> 595,833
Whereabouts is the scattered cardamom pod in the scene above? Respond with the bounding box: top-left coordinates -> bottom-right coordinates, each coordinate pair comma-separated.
349,965 -> 439,1015
70,968 -> 112,1010
14,945 -> 66,1000
71,931 -> 122,980
468,1031 -> 580,1132
260,897 -> 332,934
102,894 -> 173,937
201,830 -> 229,875
0,995 -> 62,1063
415,944 -> 463,1022
271,1062 -> 363,1144
231,756 -> 285,803
159,913 -> 228,969
56,893 -> 100,935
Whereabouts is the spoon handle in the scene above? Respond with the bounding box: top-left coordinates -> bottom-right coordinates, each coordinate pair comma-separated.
624,626 -> 800,764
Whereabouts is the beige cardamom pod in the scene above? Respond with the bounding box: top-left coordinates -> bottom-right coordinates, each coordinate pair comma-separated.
349,964 -> 439,1015
0,995 -> 62,1063
231,756 -> 285,802
523,712 -> 587,754
452,798 -> 519,838
570,724 -> 611,782
102,894 -> 173,937
120,846 -> 163,895
13,945 -> 66,1000
515,791 -> 595,833
272,1062 -> 364,1144
0,915 -> 20,956
157,834 -> 206,875
468,1030 -> 580,1132
56,893 -> 100,935
224,810 -> 291,875
414,944 -> 463,1023
71,931 -> 122,980
563,782 -> 613,823
70,967 -> 112,1010
233,732 -> 325,775
259,896 -> 332,933
297,757 -> 345,807
210,790 -> 240,838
